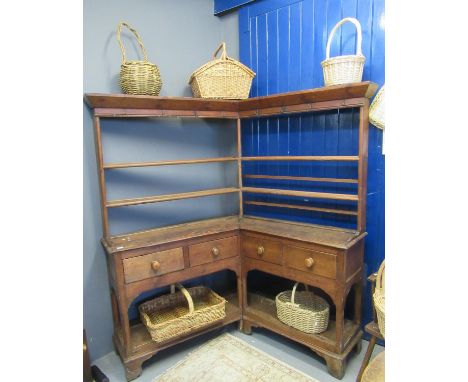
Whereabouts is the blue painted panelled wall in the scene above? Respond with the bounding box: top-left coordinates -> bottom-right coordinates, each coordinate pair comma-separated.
237,0 -> 385,330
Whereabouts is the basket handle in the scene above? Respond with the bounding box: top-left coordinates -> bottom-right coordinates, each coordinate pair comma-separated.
375,260 -> 385,291
325,17 -> 363,60
170,283 -> 195,314
117,22 -> 149,64
212,42 -> 227,60
291,282 -> 310,304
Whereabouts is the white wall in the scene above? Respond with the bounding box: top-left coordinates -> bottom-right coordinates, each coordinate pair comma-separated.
84,0 -> 239,361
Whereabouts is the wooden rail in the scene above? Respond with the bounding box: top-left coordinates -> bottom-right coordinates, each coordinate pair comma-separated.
244,201 -> 358,216
103,157 -> 238,169
107,187 -> 239,208
241,156 -> 358,161
241,187 -> 359,201
244,174 -> 358,184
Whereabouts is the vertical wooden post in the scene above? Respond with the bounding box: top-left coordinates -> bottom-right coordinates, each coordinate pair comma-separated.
237,118 -> 244,216
93,115 -> 110,237
357,101 -> 369,233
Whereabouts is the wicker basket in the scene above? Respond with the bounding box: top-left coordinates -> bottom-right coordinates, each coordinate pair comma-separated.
276,282 -> 329,334
189,42 -> 255,99
370,85 -> 385,130
321,18 -> 366,86
139,283 -> 226,343
117,22 -> 162,96
373,260 -> 385,338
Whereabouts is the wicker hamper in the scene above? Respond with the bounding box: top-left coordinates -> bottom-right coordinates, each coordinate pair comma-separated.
189,42 -> 255,99
139,283 -> 226,343
373,260 -> 385,338
276,282 -> 329,334
117,22 -> 162,96
321,17 -> 365,86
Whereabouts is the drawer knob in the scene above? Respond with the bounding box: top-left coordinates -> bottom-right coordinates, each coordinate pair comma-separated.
212,247 -> 220,257
151,260 -> 161,271
257,246 -> 265,256
305,257 -> 315,268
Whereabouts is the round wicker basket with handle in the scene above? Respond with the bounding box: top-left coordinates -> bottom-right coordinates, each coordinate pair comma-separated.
189,42 -> 255,99
276,282 -> 329,334
321,17 -> 365,86
373,260 -> 385,338
369,85 -> 385,130
117,22 -> 162,96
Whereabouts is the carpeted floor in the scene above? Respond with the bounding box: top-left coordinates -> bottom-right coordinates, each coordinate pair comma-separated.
153,333 -> 319,382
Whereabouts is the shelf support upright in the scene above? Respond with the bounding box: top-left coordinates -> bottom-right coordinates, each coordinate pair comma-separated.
93,115 -> 110,238
237,118 -> 244,216
357,100 -> 369,233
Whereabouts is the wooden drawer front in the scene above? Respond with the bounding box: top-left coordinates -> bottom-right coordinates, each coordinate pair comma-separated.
188,236 -> 238,267
284,245 -> 337,279
242,235 -> 282,265
123,248 -> 184,283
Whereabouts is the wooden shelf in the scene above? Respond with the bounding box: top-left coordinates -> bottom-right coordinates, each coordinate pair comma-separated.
244,201 -> 358,216
242,187 -> 359,201
120,294 -> 240,359
245,293 -> 359,352
242,156 -> 358,162
84,82 -> 377,118
107,187 -> 239,208
104,157 -> 238,169
244,174 -> 358,184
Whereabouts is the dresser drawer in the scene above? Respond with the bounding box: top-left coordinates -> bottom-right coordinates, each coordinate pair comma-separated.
123,247 -> 184,283
242,235 -> 282,265
188,236 -> 238,267
284,245 -> 337,279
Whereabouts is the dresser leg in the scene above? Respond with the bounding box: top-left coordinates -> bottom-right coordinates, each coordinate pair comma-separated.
240,319 -> 253,335
322,354 -> 346,380
124,355 -> 152,382
354,339 -> 362,355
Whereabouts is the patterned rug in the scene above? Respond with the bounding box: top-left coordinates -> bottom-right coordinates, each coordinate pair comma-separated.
153,333 -> 320,382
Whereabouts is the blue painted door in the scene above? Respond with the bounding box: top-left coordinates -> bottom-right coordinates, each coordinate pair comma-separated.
238,0 -> 385,332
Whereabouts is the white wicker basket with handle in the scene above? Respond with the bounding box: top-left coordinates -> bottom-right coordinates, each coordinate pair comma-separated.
369,85 -> 385,130
321,17 -> 365,86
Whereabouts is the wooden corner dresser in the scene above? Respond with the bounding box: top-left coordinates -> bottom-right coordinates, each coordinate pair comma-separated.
85,81 -> 377,381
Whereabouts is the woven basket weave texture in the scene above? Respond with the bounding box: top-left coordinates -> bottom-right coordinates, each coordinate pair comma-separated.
139,283 -> 226,343
189,42 -> 255,99
117,22 -> 162,96
373,260 -> 385,338
276,283 -> 329,334
369,85 -> 385,130
321,17 -> 365,86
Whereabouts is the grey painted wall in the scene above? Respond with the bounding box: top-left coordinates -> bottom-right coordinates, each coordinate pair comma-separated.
84,0 -> 239,362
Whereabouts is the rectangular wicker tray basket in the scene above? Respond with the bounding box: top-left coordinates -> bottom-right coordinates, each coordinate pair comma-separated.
139,283 -> 226,343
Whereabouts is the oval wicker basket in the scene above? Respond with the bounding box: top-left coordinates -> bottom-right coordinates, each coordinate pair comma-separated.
276,282 -> 329,334
189,42 -> 255,99
117,22 -> 162,96
321,17 -> 365,86
373,260 -> 385,338
370,85 -> 385,130
139,283 -> 226,343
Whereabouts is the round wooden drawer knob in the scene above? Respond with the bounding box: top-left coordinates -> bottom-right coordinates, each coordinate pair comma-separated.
305,257 -> 315,268
212,247 -> 220,257
151,260 -> 161,271
257,246 -> 265,256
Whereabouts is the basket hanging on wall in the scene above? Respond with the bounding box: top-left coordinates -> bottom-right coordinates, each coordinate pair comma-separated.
117,22 -> 162,96
321,17 -> 366,86
189,42 -> 255,99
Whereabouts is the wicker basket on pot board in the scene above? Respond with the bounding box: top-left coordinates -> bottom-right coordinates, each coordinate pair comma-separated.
321,17 -> 365,86
189,42 -> 255,99
139,283 -> 226,343
373,260 -> 385,338
276,282 -> 329,334
117,22 -> 162,96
